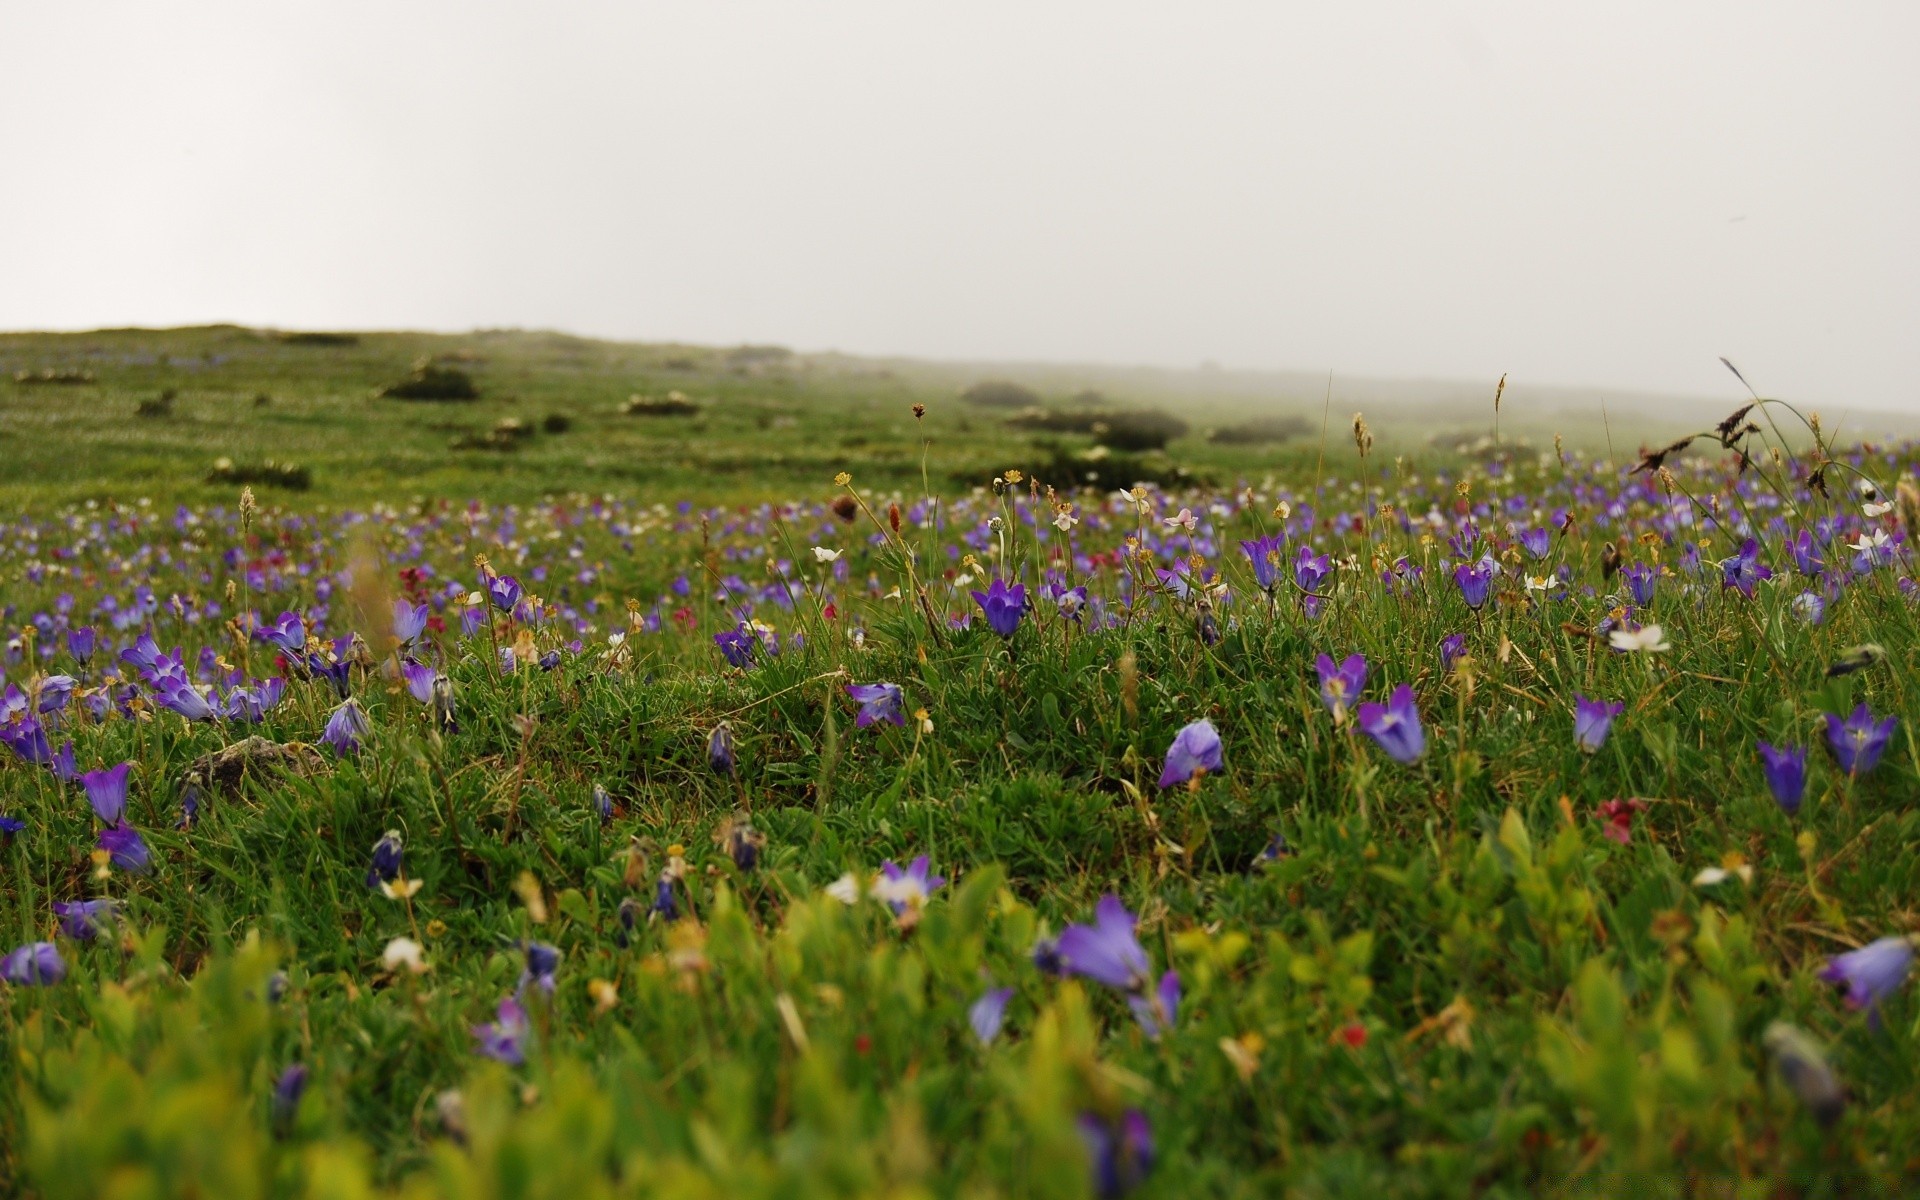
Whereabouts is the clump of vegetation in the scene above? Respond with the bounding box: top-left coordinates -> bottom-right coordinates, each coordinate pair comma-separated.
1209,415 -> 1312,445
379,360 -> 479,401
135,389 -> 177,418
251,392 -> 273,407
960,379 -> 1041,409
541,413 -> 573,434
623,391 -> 700,417
278,331 -> 359,346
1009,406 -> 1190,451
12,367 -> 95,385
451,417 -> 534,451
205,456 -> 311,490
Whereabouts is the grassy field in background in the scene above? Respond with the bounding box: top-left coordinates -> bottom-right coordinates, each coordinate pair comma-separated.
1,327 -> 1918,1197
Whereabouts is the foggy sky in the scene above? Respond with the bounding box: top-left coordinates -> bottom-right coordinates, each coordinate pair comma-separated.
2,2 -> 1915,410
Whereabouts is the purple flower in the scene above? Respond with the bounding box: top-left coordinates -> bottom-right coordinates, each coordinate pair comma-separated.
1572,695 -> 1622,753
1518,528 -> 1552,560
1438,633 -> 1467,673
874,855 -> 945,915
1720,538 -> 1773,597
1078,1110 -> 1154,1199
1126,970 -> 1181,1039
650,871 -> 680,921
520,942 -> 561,995
1757,741 -> 1808,814
1292,545 -> 1331,593
970,986 -> 1014,1045
97,821 -> 151,874
1239,533 -> 1286,593
366,830 -> 404,889
323,698 -> 370,755
66,626 -> 97,665
592,784 -> 613,826
53,899 -> 116,940
1031,935 -> 1066,977
256,612 -> 307,655
0,942 -> 66,986
472,995 -> 531,1064
0,815 -> 23,838
1820,935 -> 1913,1020
1453,558 -> 1496,610
401,660 -> 437,704
846,682 -> 906,728
1057,895 -> 1153,992
708,722 -> 737,774
1824,704 -> 1895,776
714,626 -> 757,668
1622,561 -> 1657,606
486,574 -> 523,614
1314,654 -> 1366,716
392,599 -> 430,645
272,1064 -> 309,1130
1356,684 -> 1426,764
81,762 -> 132,824
154,679 -> 217,722
307,652 -> 353,699
36,675 -> 77,714
970,578 -> 1027,638
50,741 -> 78,783
1157,719 -> 1223,789
1788,529 -> 1824,577
2,718 -> 53,766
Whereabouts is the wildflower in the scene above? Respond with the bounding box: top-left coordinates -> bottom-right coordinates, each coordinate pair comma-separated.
872,856 -> 945,918
486,574 -> 523,613
1157,719 -> 1223,788
708,722 -> 737,774
1128,970 -> 1182,1039
271,1064 -> 309,1131
970,578 -> 1027,638
1293,545 -> 1331,593
1452,558 -> 1496,610
970,986 -> 1014,1045
366,831 -> 404,890
1078,1110 -> 1154,1199
615,897 -> 642,948
472,995 -> 531,1064
400,660 -> 437,704
1,942 -> 66,986
36,675 -> 78,714
826,872 -> 861,904
0,815 -> 23,839
1788,529 -> 1824,577
1793,591 -> 1827,626
50,741 -> 78,783
1163,507 -> 1197,533
177,783 -> 201,831
812,547 -> 843,563
1356,685 -> 1425,764
52,899 -> 116,940
520,942 -> 561,994
322,698 -> 370,755
1572,695 -> 1623,753
1595,798 -> 1646,845
67,626 -> 96,665
154,679 -> 218,721
1314,654 -> 1366,718
1608,623 -> 1670,653
257,611 -> 307,655
650,870 -> 680,922
1057,895 -> 1152,992
1255,832 -> 1292,867
1518,527 -> 1552,560
714,625 -> 757,668
382,937 -> 428,974
1031,935 -> 1067,976
80,762 -> 132,824
1,718 -> 52,768
592,784 -> 613,825
1763,1022 -> 1845,1128
1622,561 -> 1657,606
1438,633 -> 1467,673
846,682 -> 907,728
1756,742 -> 1808,814
1239,533 -> 1286,594
98,821 -> 151,873
718,814 -> 765,870
1720,538 -> 1773,596
392,599 -> 430,645
1824,704 -> 1895,776
1820,935 -> 1914,1021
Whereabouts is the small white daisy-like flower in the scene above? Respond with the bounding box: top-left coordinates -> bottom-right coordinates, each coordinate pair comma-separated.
381,877 -> 424,901
813,547 -> 843,563
1863,501 -> 1893,517
1608,623 -> 1671,653
1850,529 -> 1891,553
825,872 -> 862,904
382,936 -> 429,974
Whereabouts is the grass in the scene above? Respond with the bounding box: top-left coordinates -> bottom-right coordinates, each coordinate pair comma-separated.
1,326 -> 1918,1197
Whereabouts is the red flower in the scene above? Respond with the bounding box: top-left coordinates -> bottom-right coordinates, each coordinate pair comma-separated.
1337,1022 -> 1368,1049
1595,799 -> 1647,845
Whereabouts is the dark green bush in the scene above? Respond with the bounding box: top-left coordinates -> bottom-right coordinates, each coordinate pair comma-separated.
1209,415 -> 1312,445
960,380 -> 1041,409
380,363 -> 479,401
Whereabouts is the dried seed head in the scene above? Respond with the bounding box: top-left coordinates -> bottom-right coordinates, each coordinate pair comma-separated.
911,403 -> 926,420
1351,413 -> 1373,458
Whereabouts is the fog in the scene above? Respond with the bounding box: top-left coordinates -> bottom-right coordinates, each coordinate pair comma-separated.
2,2 -> 1915,410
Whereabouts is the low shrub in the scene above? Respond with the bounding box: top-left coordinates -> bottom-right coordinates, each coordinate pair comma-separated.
960,380 -> 1041,409
623,392 -> 700,417
1209,415 -> 1312,445
379,362 -> 479,401
205,456 -> 311,490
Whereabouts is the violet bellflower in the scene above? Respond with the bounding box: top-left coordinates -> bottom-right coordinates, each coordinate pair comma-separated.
846,682 -> 907,728
2,718 -> 53,767
53,899 -> 116,941
1824,704 -> 1895,776
1057,895 -> 1153,993
1788,529 -> 1825,578
1,942 -> 66,986
392,599 -> 430,645
970,986 -> 1014,1045
1820,935 -> 1914,1023
1721,538 -> 1773,597
873,855 -> 945,916
1756,741 -> 1808,814
366,830 -> 404,889
520,941 -> 561,995
307,652 -> 353,699
154,679 -> 217,722
67,625 -> 96,666
1356,684 -> 1426,764
971,578 -> 1027,638
1572,696 -> 1623,753
1314,654 -> 1366,717
1239,533 -> 1286,594
714,626 -> 757,668
1292,545 -> 1331,593
272,1063 -> 309,1131
257,612 -> 307,655
323,698 -> 370,755
400,660 -> 437,704
81,762 -> 132,824
1078,1110 -> 1155,1200
1453,558 -> 1497,611
1438,633 -> 1467,673
50,741 -> 78,783
486,574 -> 523,614
1622,561 -> 1657,607
1127,971 -> 1182,1039
1157,719 -> 1223,789
97,821 -> 151,873
1518,527 -> 1552,560
708,722 -> 737,774
472,995 -> 530,1064
36,676 -> 77,714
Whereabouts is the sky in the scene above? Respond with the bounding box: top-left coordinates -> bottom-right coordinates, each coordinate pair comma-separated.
2,2 -> 1916,410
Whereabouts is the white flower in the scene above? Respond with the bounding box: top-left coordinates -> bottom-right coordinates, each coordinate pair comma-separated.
825,873 -> 861,904
1850,529 -> 1891,553
1693,867 -> 1729,887
1164,507 -> 1198,532
1052,509 -> 1078,531
1272,501 -> 1292,521
1864,501 -> 1893,517
1608,623 -> 1671,653
813,547 -> 843,563
382,937 -> 429,974
380,877 -> 424,900
1524,575 -> 1559,593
